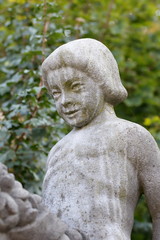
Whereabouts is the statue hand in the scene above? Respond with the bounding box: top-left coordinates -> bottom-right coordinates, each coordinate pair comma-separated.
65,228 -> 84,240
56,228 -> 85,240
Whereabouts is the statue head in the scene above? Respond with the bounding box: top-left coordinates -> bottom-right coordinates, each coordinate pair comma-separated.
41,38 -> 127,127
41,38 -> 127,106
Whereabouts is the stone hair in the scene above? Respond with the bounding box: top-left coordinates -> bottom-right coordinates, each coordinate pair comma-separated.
41,38 -> 128,105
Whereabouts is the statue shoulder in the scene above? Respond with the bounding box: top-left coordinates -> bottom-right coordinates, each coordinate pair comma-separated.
112,118 -> 153,139
115,118 -> 159,161
108,118 -> 159,152
122,119 -> 157,145
46,131 -> 73,168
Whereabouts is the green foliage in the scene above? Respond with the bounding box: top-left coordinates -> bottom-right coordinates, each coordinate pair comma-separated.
0,0 -> 159,239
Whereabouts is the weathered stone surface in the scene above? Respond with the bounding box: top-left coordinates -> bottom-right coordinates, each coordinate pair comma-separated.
8,209 -> 67,240
0,163 -> 68,240
42,38 -> 160,240
0,233 -> 10,240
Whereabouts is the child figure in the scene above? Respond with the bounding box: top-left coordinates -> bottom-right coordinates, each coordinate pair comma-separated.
42,38 -> 160,240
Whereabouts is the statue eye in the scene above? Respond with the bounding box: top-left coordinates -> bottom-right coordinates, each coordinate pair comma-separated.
71,82 -> 83,91
52,90 -> 61,99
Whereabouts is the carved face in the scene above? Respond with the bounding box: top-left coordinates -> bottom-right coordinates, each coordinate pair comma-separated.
47,67 -> 105,128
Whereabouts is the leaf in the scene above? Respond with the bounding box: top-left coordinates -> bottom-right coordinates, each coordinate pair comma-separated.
0,150 -> 16,163
0,83 -> 10,96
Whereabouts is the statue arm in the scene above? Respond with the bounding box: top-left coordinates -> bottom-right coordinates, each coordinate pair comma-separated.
138,130 -> 160,240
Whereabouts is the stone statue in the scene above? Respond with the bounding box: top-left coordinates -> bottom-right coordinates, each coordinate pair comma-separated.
0,38 -> 160,240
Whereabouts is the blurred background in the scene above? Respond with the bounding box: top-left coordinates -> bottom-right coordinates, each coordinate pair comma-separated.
0,0 -> 160,239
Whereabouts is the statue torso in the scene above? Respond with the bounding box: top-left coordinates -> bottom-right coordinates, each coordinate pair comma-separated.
42,119 -> 142,240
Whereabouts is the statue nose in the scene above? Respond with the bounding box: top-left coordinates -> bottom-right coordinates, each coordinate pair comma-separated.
61,92 -> 72,107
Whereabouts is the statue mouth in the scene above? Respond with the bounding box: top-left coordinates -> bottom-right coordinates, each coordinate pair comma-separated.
63,109 -> 79,116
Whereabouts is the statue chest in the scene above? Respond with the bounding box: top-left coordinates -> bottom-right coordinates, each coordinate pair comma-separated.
42,137 -> 139,234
